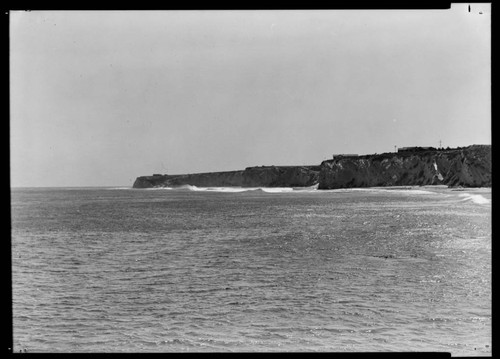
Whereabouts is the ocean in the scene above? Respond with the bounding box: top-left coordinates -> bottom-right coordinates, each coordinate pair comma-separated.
11,185 -> 491,354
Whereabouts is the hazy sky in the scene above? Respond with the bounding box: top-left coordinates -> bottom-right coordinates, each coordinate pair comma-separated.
10,6 -> 490,187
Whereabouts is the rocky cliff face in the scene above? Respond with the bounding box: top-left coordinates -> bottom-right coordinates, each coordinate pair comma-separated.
318,145 -> 491,189
133,145 -> 490,189
133,166 -> 321,188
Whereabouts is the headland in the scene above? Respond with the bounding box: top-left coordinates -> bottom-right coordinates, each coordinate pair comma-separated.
133,145 -> 491,189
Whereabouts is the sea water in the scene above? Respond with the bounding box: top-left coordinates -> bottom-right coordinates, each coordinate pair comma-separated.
11,186 -> 491,354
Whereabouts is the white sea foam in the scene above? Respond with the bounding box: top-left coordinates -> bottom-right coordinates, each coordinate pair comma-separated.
143,187 -> 174,190
294,183 -> 320,191
458,193 -> 491,205
261,187 -> 294,193
182,185 -> 437,195
183,185 -> 203,191
206,187 -> 258,193
136,184 -> 457,196
323,187 -> 436,195
175,185 -> 252,192
193,186 -> 258,193
174,185 -> 317,193
391,189 -> 438,195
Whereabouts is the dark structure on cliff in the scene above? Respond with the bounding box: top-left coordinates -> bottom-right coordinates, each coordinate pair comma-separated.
397,146 -> 436,153
332,154 -> 358,159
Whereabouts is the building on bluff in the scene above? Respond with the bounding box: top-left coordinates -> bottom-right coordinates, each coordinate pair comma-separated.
332,154 -> 358,159
397,146 -> 436,153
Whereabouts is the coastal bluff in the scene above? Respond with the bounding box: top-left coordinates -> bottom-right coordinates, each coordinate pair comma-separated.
133,145 -> 491,189
133,165 -> 321,189
319,145 -> 491,189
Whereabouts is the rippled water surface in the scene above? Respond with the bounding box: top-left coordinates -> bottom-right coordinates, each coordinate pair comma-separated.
11,186 -> 491,354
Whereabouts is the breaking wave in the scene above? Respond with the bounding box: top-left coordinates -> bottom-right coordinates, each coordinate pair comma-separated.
323,187 -> 437,195
150,184 -> 321,193
134,184 -> 447,195
183,185 -> 255,193
142,187 -> 174,190
458,193 -> 491,205
132,185 -> 489,203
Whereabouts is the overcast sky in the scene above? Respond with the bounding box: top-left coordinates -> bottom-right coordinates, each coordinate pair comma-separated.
10,6 -> 490,187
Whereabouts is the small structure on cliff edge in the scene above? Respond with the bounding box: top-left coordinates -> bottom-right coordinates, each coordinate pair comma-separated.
332,154 -> 358,159
397,146 -> 436,153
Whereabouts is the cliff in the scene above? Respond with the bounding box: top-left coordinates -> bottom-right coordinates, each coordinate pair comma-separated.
133,145 -> 491,189
318,145 -> 491,189
133,165 -> 321,189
